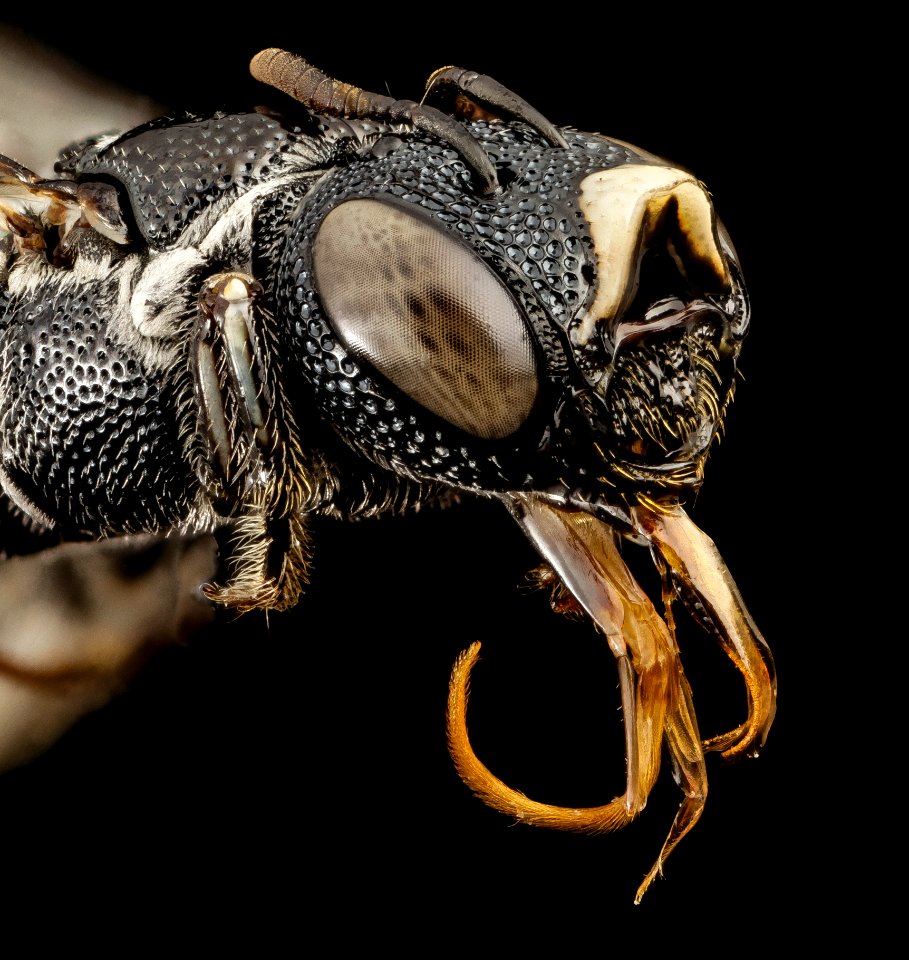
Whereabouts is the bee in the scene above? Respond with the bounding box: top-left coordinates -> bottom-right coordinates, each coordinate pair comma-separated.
0,49 -> 774,901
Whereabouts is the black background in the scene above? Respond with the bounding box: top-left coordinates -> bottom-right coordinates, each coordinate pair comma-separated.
0,14 -> 859,942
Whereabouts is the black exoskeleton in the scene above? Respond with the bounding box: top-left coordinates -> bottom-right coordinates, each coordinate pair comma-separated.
0,51 -> 774,903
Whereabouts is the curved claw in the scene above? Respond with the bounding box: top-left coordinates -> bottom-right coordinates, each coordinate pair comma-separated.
249,49 -> 500,193
632,498 -> 777,758
423,66 -> 568,148
447,494 -> 709,902
448,642 -> 639,834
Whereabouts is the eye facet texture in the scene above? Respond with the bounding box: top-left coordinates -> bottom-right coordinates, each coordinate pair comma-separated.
312,198 -> 539,439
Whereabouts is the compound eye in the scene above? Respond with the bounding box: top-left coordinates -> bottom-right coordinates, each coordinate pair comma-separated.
312,198 -> 538,439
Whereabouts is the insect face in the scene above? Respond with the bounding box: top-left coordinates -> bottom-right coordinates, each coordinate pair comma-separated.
0,51 -> 775,903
